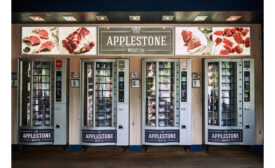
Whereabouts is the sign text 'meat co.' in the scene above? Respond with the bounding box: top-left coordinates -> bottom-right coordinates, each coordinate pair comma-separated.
98,26 -> 174,55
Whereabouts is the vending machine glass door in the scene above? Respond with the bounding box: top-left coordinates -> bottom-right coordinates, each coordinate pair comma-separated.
221,61 -> 237,127
32,61 -> 52,127
207,62 -> 220,126
158,62 -> 175,127
83,61 -> 114,128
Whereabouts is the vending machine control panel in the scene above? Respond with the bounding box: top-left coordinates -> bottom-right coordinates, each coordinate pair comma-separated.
56,71 -> 62,102
118,72 -> 125,102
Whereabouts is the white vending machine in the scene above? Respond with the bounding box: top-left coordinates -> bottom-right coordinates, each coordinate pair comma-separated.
17,59 -> 68,145
204,59 -> 255,145
80,59 -> 129,146
142,59 -> 192,145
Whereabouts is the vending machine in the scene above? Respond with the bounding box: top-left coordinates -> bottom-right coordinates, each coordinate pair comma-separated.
80,59 -> 129,146
204,59 -> 255,145
17,59 -> 68,145
142,59 -> 192,145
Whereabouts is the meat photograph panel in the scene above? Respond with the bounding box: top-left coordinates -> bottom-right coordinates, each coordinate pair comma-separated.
175,27 -> 212,55
59,27 -> 96,55
21,27 -> 59,55
212,27 -> 250,56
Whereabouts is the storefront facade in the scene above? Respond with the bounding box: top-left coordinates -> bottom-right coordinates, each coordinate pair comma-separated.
11,23 -> 263,149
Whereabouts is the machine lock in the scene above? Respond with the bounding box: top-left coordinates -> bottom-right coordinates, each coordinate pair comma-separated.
56,124 -> 61,129
182,125 -> 186,129
245,124 -> 250,129
118,125 -> 123,129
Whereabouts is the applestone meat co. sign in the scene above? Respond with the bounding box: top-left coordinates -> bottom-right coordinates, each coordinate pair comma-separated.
98,26 -> 174,55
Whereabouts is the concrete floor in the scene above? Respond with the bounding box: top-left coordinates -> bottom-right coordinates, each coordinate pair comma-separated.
12,146 -> 263,168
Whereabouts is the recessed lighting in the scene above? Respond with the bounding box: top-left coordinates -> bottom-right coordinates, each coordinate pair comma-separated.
226,16 -> 242,21
129,16 -> 140,21
162,16 -> 174,21
194,16 -> 208,21
62,16 -> 77,21
29,16 -> 45,22
96,16 -> 108,21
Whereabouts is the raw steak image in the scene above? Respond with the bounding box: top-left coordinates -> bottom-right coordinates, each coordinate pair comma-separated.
233,45 -> 243,54
22,36 -> 41,46
33,29 -> 49,39
245,37 -> 250,48
241,28 -> 250,36
187,37 -> 202,53
233,33 -> 244,44
62,27 -> 95,54
223,38 -> 233,46
224,28 -> 233,37
220,49 -> 228,55
214,31 -> 224,36
215,37 -> 222,45
36,41 -> 54,53
223,44 -> 234,53
231,28 -> 239,35
235,27 -> 243,31
181,30 -> 193,44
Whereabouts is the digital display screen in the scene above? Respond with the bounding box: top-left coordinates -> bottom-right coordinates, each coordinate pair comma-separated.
118,72 -> 124,102
56,71 -> 62,102
244,61 -> 250,68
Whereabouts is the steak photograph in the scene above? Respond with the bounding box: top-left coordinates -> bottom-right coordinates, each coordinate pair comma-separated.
61,27 -> 95,54
35,41 -> 54,53
212,27 -> 250,55
22,36 -> 41,46
21,27 -> 59,54
175,27 -> 209,55
33,28 -> 49,39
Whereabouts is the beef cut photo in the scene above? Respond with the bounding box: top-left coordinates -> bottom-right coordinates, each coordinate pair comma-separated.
22,36 -> 41,46
60,27 -> 96,55
36,41 -> 54,53
176,27 -> 211,55
212,27 -> 250,55
21,27 -> 59,55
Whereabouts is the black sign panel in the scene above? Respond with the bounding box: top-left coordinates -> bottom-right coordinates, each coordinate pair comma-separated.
98,26 -> 174,55
208,129 -> 243,143
20,129 -> 54,143
82,130 -> 117,143
145,130 -> 179,143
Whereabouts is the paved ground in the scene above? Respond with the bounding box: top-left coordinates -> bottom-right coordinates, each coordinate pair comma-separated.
12,146 -> 263,168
